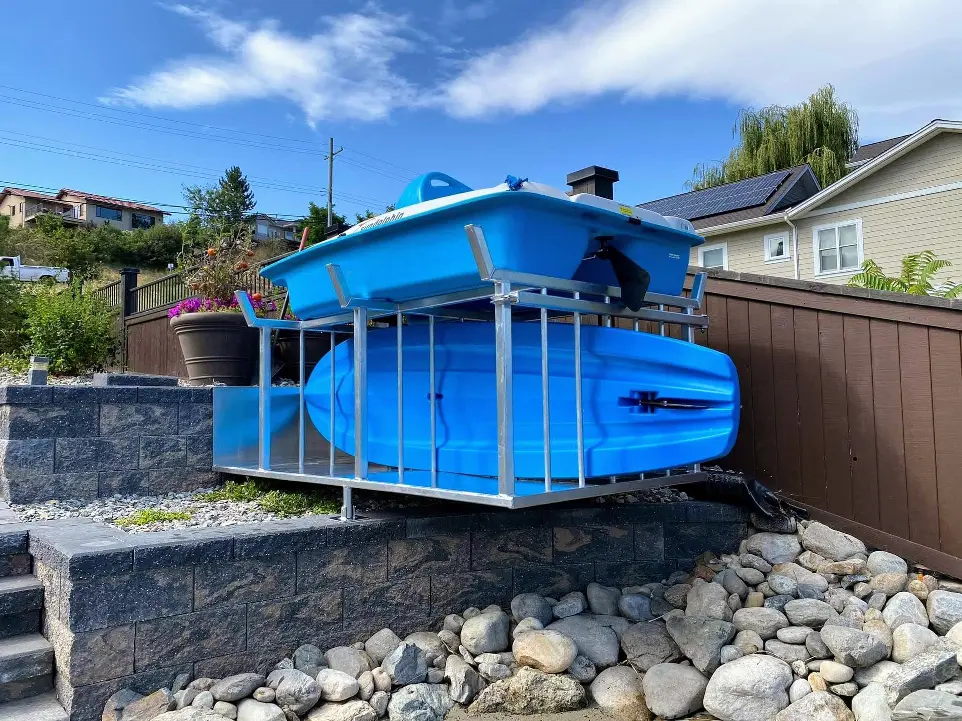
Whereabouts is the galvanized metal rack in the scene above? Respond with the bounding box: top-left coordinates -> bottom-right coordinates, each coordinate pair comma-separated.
216,225 -> 711,518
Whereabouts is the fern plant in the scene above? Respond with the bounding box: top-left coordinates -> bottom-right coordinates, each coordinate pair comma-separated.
848,250 -> 962,298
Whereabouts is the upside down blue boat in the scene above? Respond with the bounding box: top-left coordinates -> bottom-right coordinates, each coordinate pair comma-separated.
260,172 -> 704,320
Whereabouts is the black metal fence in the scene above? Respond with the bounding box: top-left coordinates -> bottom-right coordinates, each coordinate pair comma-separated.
92,279 -> 123,308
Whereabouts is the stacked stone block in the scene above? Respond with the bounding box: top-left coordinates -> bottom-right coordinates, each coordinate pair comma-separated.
22,500 -> 748,720
0,385 -> 217,503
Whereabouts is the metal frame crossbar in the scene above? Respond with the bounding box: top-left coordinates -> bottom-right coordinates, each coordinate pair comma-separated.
218,224 -> 711,519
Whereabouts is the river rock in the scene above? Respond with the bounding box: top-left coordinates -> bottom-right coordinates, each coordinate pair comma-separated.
510,593 -> 553,626
326,648 -> 371,680
589,667 -> 651,721
566,655 -> 596,683
716,569 -> 750,600
589,614 -> 631,640
806,631 -> 832,659
785,599 -> 837,629
442,614 -> 464,633
666,615 -> 736,675
293,645 -> 327,678
746,533 -> 802,564
621,621 -> 682,671
586,583 -> 621,616
769,574 -> 800,597
704,654 -> 793,721
884,639 -> 961,705
553,591 -> 587,618
643,663 -> 708,719
892,623 -> 939,664
869,574 -> 908,597
192,692 -> 214,710
153,710 -> 225,721
469,667 -> 585,715
819,661 -> 855,684
306,700 -> 377,721
765,639 -> 811,664
778,626 -> 814,644
317,670 -> 360,702
801,523 -> 867,562
665,584 -> 691,609
854,660 -> 901,688
720,645 -> 744,664
235,699 -> 284,721
892,689 -> 962,720
820,626 -> 889,668
867,551 -> 908,576
381,643 -> 427,686
907,579 -> 930,601
619,594 -> 654,621
364,630 -> 402,666
766,595 -> 796,613
851,683 -> 891,721
687,579 -> 734,621
512,630 -> 577,673
444,655 -> 483,705
274,669 -> 320,715
926,591 -> 962,635
741,553 -> 774,574
388,684 -> 453,721
460,611 -> 510,654
776,691 -> 854,721
736,567 -> 766,586
211,675 -> 266,703
546,615 -> 619,668
120,689 -> 174,721
405,632 -> 445,662
370,669 -> 391,694
733,607 -> 790,640
733,629 -> 764,654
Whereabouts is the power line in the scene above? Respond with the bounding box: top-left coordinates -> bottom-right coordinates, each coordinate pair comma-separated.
0,85 -> 420,181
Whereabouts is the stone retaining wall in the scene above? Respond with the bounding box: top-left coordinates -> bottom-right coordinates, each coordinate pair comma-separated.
0,385 -> 217,503
15,499 -> 749,720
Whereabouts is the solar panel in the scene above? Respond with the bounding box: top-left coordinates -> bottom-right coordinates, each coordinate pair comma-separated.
641,169 -> 791,221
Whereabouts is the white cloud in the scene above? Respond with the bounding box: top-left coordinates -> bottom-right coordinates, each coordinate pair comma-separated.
440,0 -> 962,137
105,5 -> 419,124
440,0 -> 495,27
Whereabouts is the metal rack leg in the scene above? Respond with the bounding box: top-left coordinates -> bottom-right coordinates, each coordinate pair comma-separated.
540,288 -> 551,492
353,307 -> 369,481
341,486 -> 354,521
494,280 -> 515,495
397,311 -> 404,485
329,331 -> 336,477
298,329 -> 305,474
574,293 -> 585,488
258,327 -> 272,470
429,315 -> 437,487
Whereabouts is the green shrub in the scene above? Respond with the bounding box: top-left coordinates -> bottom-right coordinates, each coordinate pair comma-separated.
22,286 -> 119,374
0,276 -> 28,351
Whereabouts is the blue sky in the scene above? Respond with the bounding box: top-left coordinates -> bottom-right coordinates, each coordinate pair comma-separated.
2,0 -> 960,222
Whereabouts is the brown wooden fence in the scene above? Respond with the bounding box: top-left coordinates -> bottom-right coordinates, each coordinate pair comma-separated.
693,269 -> 962,577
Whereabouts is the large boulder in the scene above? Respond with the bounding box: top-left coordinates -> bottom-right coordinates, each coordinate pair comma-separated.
273,669 -> 320,715
745,533 -> 802,565
883,592 -> 929,631
867,551 -> 908,577
703,654 -> 793,721
512,630 -> 578,674
892,689 -> 962,720
365,630 -> 402,666
666,615 -> 736,675
801,522 -> 867,561
774,691 -> 854,721
444,655 -> 484,705
621,621 -> 682,671
926,591 -> 962,635
687,579 -> 734,621
381,643 -> 427,686
884,639 -> 960,705
325,648 -> 371,679
892,623 -> 939,664
460,611 -> 511,654
851,683 -> 891,721
589,667 -> 650,721
211,675 -> 266,703
820,626 -> 889,668
510,593 -> 553,626
547,615 -> 619,669
469,667 -> 585,715
317,670 -> 360,703
642,663 -> 708,720
387,684 -> 453,721
733,607 -> 790,640
305,700 -> 377,721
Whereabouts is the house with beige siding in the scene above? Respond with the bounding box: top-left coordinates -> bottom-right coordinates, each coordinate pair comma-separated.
638,120 -> 962,285
0,187 -> 166,231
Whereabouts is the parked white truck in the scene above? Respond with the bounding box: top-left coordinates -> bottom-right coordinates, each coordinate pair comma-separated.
0,256 -> 70,283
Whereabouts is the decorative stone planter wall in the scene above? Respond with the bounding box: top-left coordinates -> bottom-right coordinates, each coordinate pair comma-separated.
0,385 -> 218,503
19,499 -> 748,720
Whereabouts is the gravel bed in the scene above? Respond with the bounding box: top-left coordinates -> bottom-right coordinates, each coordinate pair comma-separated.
10,489 -> 308,532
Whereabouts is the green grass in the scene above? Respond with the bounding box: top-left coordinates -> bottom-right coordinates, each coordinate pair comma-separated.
116,509 -> 192,528
199,478 -> 340,518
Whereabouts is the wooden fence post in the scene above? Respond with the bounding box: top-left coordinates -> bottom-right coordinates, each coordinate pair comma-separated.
119,267 -> 139,370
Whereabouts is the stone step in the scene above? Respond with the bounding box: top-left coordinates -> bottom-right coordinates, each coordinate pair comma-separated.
0,692 -> 67,721
0,576 -> 42,617
0,634 -> 53,703
0,554 -> 30,579
0,611 -> 40,640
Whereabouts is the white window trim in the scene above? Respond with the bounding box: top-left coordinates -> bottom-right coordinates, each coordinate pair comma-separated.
812,219 -> 863,277
698,242 -> 728,270
764,231 -> 791,263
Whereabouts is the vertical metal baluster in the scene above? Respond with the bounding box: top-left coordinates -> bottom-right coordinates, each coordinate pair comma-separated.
258,327 -> 271,470
633,318 -> 640,332
540,288 -> 551,492
429,314 -> 437,487
298,328 -> 305,474
604,295 -> 612,327
659,303 -> 666,336
397,310 -> 404,485
573,292 -> 585,488
685,306 -> 695,343
494,280 -> 515,496
342,487 -> 354,521
329,331 -> 336,477
354,308 -> 368,482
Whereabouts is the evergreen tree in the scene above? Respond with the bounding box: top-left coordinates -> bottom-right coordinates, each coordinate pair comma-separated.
299,202 -> 346,246
217,166 -> 256,225
689,85 -> 859,190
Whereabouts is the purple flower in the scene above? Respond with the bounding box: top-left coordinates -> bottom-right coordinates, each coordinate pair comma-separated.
168,294 -> 276,318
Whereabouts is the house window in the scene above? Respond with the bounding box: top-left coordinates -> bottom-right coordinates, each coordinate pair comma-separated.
256,222 -> 269,237
131,212 -> 155,229
813,220 -> 862,276
698,242 -> 728,270
764,232 -> 790,262
96,206 -> 123,221
285,230 -> 294,240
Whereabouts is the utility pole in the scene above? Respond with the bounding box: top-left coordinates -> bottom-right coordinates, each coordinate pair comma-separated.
326,137 -> 343,230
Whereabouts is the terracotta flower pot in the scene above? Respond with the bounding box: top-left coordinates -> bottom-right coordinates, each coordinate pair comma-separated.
170,312 -> 257,385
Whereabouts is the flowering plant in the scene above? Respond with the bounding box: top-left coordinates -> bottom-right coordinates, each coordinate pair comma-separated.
168,295 -> 276,319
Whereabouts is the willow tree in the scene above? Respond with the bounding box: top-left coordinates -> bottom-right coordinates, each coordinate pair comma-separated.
689,85 -> 859,190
